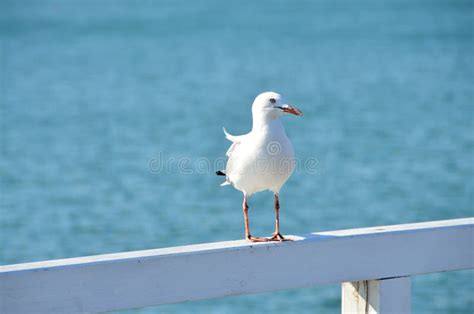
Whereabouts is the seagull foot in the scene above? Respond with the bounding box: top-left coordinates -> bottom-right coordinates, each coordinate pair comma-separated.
270,233 -> 291,242
246,235 -> 270,242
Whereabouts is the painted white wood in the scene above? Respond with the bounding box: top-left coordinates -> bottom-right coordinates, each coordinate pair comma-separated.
342,277 -> 411,313
378,277 -> 411,313
0,218 -> 472,313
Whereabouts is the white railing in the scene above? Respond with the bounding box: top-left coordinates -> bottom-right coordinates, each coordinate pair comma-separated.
1,218 -> 472,313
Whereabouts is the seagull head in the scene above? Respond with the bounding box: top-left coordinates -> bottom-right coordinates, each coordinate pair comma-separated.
252,92 -> 303,120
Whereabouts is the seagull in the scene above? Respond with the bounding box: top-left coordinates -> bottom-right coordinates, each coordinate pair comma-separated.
217,92 -> 303,242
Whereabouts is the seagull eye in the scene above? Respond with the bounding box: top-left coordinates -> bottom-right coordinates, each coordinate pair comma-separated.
269,98 -> 276,104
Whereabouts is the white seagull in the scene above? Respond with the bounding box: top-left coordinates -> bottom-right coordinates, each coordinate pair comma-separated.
217,92 -> 303,242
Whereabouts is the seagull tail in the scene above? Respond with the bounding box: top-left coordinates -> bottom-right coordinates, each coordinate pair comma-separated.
216,170 -> 230,186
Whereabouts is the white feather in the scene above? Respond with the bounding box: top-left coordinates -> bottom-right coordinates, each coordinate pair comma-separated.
220,92 -> 298,196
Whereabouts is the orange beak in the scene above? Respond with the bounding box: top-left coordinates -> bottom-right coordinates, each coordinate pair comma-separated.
280,104 -> 303,116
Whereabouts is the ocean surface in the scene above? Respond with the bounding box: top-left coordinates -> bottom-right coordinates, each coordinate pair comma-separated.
1,0 -> 473,313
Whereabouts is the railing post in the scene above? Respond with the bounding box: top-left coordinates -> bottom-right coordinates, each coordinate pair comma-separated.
342,277 -> 411,313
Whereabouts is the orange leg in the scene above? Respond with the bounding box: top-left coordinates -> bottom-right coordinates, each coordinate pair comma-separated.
243,194 -> 268,242
270,194 -> 288,241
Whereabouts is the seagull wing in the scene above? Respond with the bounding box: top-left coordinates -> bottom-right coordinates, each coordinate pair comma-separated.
223,127 -> 248,157
221,127 -> 251,186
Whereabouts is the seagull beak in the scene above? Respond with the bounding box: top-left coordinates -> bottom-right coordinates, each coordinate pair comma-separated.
277,104 -> 303,116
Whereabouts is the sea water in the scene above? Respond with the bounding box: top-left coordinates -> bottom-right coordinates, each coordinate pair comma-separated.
1,0 -> 473,312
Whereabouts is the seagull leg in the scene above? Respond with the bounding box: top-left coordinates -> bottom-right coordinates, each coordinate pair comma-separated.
243,194 -> 268,242
270,193 -> 289,241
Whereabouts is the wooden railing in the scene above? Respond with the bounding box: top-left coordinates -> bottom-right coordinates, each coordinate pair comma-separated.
1,218 -> 472,313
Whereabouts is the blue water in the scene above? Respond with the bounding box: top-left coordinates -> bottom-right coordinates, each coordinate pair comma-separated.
1,0 -> 473,312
